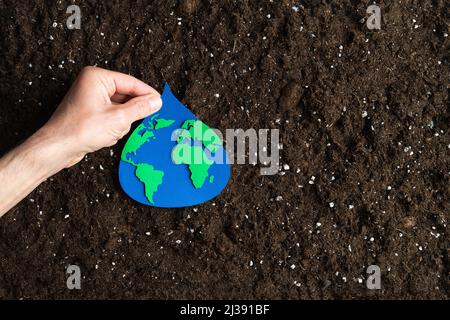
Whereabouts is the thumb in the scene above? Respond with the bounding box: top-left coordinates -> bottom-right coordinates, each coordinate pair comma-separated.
122,94 -> 162,122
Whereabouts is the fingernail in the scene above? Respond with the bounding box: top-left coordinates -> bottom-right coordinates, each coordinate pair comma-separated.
149,97 -> 162,111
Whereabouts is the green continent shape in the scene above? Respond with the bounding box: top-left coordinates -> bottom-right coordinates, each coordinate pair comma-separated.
120,116 -> 174,204
155,118 -> 175,129
121,123 -> 154,164
121,117 -> 175,164
135,163 -> 164,204
173,119 -> 224,189
179,120 -> 222,154
172,144 -> 213,189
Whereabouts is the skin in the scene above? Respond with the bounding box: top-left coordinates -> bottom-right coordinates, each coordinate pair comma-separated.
0,66 -> 162,217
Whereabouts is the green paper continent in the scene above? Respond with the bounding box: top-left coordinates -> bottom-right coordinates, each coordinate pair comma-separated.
121,116 -> 223,203
135,163 -> 164,204
172,120 -> 223,189
121,115 -> 174,203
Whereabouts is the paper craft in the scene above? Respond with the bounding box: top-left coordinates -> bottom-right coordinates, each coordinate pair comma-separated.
119,84 -> 230,207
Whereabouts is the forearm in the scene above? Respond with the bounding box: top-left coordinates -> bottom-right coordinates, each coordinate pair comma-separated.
0,130 -> 71,217
0,67 -> 161,218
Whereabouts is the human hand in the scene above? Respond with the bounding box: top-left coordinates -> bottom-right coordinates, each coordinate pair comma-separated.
0,67 -> 161,217
39,66 -> 162,167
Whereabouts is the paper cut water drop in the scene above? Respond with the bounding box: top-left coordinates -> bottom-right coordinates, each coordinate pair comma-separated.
118,84 -> 230,207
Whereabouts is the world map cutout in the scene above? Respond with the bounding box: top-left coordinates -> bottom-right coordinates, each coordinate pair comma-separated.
119,84 -> 231,207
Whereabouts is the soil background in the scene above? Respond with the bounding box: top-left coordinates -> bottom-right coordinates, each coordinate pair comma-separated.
0,0 -> 448,299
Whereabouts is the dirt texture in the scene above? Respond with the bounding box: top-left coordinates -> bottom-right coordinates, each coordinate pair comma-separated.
0,0 -> 449,299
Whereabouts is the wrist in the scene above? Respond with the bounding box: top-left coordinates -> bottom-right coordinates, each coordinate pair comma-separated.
25,129 -> 78,179
0,129 -> 75,217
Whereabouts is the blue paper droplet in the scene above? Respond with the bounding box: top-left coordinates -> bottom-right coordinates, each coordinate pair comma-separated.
118,84 -> 231,208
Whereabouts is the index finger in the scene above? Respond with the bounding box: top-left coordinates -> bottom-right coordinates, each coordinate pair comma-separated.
96,67 -> 160,98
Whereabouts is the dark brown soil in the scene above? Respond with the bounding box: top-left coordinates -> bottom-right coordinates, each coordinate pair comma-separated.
0,0 -> 448,299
